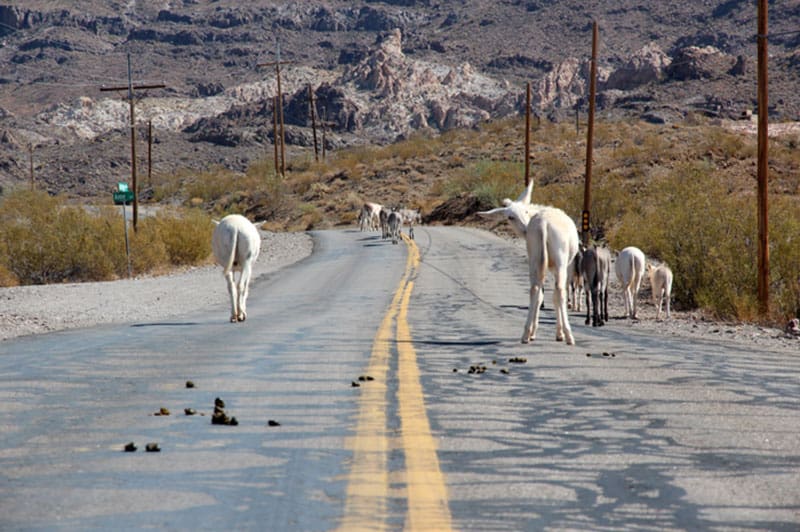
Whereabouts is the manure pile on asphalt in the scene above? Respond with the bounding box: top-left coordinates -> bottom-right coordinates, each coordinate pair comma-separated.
121,379 -> 281,453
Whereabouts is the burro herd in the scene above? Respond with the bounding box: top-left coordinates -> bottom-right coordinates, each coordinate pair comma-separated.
479,180 -> 674,345
212,186 -> 672,346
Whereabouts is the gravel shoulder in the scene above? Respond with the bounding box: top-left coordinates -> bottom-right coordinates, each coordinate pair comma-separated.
0,231 -> 313,342
1,227 -> 797,353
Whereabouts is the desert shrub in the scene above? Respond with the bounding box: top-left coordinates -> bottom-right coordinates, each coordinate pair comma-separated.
0,190 -> 215,285
149,208 -> 213,266
291,202 -> 323,231
0,191 -> 124,284
154,166 -> 267,209
447,160 -> 523,206
289,172 -> 315,197
0,263 -> 17,286
382,132 -> 442,161
608,162 -> 761,319
531,182 -> 582,215
129,219 -> 169,275
533,151 -> 571,184
186,167 -> 252,204
702,127 -> 754,160
583,170 -> 641,238
608,137 -> 644,168
767,196 -> 800,320
331,145 -> 374,180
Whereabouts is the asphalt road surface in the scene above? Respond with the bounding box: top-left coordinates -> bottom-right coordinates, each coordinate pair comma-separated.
1,227 -> 798,531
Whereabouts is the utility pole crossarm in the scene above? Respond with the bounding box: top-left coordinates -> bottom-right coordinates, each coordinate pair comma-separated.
257,44 -> 295,177
100,83 -> 166,92
255,60 -> 292,69
98,54 -> 167,232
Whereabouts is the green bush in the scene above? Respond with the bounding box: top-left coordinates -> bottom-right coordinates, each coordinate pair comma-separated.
448,160 -> 523,206
608,162 -> 767,320
767,196 -> 800,320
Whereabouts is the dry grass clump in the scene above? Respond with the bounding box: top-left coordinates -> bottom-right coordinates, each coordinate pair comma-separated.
442,160 -> 522,206
143,208 -> 213,267
0,191 -> 123,284
153,164 -> 284,216
329,145 -> 376,181
0,189 -> 213,286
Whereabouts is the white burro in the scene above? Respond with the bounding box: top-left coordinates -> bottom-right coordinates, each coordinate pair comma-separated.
211,214 -> 263,322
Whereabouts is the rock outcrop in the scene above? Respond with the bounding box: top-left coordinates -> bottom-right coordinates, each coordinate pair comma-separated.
666,46 -> 737,81
603,43 -> 672,91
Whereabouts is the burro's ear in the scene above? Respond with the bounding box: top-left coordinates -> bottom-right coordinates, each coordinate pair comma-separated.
253,220 -> 266,228
477,206 -> 508,217
516,179 -> 535,204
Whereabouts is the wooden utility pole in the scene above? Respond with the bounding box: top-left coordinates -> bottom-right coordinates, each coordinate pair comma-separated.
28,143 -> 34,190
100,53 -> 165,231
321,112 -> 326,160
319,105 -> 336,161
258,41 -> 293,176
273,95 -> 280,175
582,21 -> 599,245
147,120 -> 153,188
309,84 -> 319,162
757,0 -> 770,314
524,82 -> 531,187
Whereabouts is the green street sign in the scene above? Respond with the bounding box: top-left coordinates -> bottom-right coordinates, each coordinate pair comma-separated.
113,190 -> 134,205
118,182 -> 129,192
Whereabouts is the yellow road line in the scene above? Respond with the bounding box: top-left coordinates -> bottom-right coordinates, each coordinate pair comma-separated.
338,234 -> 452,531
336,275 -> 402,532
397,274 -> 453,531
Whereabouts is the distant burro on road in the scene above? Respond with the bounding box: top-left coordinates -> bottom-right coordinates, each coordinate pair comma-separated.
1,227 -> 798,531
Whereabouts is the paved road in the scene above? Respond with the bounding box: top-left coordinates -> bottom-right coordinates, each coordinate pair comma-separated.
1,227 -> 798,531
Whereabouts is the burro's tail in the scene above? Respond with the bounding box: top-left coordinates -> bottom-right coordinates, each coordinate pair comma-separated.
223,229 -> 239,276
533,220 -> 548,278
625,253 -> 637,290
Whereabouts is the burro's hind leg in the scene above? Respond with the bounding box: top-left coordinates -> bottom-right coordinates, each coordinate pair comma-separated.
553,270 -> 574,345
236,257 -> 254,322
522,284 -> 544,343
225,271 -> 239,323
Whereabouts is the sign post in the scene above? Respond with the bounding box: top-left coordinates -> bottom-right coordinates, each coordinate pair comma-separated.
114,183 -> 133,278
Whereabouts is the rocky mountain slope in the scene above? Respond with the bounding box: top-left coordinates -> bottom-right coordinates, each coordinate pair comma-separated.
0,1 -> 798,196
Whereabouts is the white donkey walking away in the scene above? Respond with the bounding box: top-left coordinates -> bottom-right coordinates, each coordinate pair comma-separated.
479,180 -> 580,345
615,246 -> 646,319
212,214 -> 263,323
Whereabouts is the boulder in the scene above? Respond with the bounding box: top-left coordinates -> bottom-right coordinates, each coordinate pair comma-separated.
666,46 -> 737,81
603,43 -> 671,91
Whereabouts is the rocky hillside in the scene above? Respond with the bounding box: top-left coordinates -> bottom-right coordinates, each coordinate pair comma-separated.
0,1 -> 798,196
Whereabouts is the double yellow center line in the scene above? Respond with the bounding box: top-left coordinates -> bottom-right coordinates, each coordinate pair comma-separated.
338,235 -> 453,531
